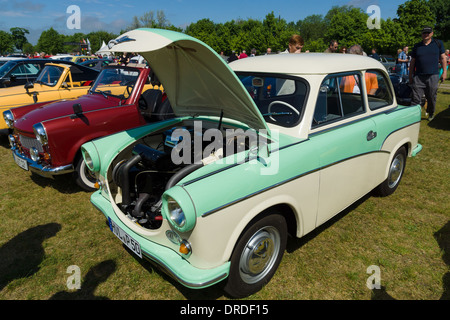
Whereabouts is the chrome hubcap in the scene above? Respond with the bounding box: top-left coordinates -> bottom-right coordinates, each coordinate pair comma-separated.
388,154 -> 404,188
239,226 -> 280,284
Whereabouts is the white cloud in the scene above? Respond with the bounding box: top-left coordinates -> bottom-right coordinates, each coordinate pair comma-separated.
12,1 -> 45,12
0,11 -> 28,17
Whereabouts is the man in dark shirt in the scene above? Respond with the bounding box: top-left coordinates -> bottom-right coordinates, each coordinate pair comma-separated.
409,26 -> 447,121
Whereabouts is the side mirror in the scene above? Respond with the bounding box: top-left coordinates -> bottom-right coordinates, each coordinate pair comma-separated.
73,103 -> 82,115
61,82 -> 69,89
25,82 -> 34,93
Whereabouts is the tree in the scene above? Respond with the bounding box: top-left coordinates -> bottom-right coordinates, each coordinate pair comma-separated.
396,0 -> 435,45
22,42 -> 34,55
10,27 -> 29,51
36,28 -> 64,55
123,10 -> 179,32
297,14 -> 327,43
262,12 -> 296,52
428,0 -> 450,41
324,6 -> 369,50
0,31 -> 14,55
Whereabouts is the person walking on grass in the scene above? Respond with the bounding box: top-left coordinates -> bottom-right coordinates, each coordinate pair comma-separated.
409,27 -> 447,121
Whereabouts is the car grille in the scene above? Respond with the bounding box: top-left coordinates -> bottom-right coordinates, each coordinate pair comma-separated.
19,134 -> 44,153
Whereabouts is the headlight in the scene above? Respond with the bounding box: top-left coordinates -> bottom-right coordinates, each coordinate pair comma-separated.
30,147 -> 40,162
163,186 -> 196,233
81,142 -> 100,172
167,196 -> 186,228
3,110 -> 14,128
33,123 -> 48,146
84,151 -> 94,170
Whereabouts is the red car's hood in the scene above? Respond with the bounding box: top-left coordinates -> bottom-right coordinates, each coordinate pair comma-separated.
14,93 -> 119,133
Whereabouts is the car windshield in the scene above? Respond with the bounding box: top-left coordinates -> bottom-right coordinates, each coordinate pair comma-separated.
237,73 -> 308,127
35,65 -> 64,86
0,61 -> 17,78
90,67 -> 140,99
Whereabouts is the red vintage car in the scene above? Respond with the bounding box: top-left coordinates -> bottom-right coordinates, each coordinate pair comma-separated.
4,64 -> 173,190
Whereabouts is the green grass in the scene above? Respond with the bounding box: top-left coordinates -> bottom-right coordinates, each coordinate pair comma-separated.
0,89 -> 448,300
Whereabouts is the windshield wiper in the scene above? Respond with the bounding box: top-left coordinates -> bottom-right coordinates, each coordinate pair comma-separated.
91,89 -> 108,99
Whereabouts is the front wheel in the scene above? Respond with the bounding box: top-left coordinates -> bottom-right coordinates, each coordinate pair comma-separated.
224,213 -> 287,298
74,157 -> 97,191
374,146 -> 407,196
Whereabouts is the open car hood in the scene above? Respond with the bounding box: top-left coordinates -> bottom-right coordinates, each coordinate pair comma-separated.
107,28 -> 270,134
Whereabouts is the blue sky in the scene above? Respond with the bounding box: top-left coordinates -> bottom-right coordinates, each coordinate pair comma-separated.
0,0 -> 408,44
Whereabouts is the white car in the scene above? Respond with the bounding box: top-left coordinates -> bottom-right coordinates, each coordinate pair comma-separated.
81,28 -> 422,298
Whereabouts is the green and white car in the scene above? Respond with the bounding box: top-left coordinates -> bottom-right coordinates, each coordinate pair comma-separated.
81,28 -> 422,298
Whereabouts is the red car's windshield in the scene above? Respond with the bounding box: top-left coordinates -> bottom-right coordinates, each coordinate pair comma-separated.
90,67 -> 140,99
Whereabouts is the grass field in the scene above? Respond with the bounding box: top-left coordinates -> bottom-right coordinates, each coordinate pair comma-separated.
0,88 -> 448,301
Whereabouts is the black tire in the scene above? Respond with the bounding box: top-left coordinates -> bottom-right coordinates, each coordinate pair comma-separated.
374,146 -> 407,197
74,157 -> 97,192
224,213 -> 287,298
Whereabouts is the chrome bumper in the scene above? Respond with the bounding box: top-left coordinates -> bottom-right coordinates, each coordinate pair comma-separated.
11,147 -> 74,178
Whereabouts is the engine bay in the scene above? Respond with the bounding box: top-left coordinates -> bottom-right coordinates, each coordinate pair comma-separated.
110,120 -> 259,230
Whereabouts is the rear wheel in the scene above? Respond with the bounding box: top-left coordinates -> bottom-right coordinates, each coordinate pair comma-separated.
74,157 -> 96,191
224,213 -> 287,298
375,146 -> 406,196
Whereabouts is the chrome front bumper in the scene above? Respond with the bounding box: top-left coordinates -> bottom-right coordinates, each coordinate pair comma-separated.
11,147 -> 74,178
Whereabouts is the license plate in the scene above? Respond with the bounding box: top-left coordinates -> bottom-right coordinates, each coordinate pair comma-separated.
14,153 -> 28,171
108,217 -> 142,258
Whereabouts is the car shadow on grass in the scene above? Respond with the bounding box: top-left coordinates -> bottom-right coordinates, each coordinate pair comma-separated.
427,107 -> 450,131
29,172 -> 84,194
0,223 -> 61,292
285,194 -> 372,254
369,221 -> 449,300
0,132 -> 11,148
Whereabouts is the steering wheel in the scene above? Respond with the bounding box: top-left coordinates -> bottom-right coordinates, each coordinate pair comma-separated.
267,101 -> 299,122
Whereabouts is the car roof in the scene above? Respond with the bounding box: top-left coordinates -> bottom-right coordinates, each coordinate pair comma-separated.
229,53 -> 386,75
43,61 -> 100,80
2,58 -> 50,64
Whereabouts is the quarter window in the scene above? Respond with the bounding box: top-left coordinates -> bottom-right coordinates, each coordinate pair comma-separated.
313,72 -> 364,127
366,70 -> 393,110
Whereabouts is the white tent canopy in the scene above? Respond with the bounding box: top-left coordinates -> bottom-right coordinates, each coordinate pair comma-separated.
96,41 -> 113,57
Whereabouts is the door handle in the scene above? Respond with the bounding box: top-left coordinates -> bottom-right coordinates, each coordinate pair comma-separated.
367,130 -> 377,141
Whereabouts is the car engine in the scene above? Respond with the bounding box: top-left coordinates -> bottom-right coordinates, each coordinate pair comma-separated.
111,123 -> 254,230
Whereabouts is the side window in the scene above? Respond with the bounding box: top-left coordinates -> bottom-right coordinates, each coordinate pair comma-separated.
313,72 -> 364,127
10,64 -> 27,76
10,64 -> 41,76
366,70 -> 393,110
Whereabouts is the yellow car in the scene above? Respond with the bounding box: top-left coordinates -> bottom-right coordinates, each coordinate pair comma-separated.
0,61 -> 99,129
59,55 -> 97,64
